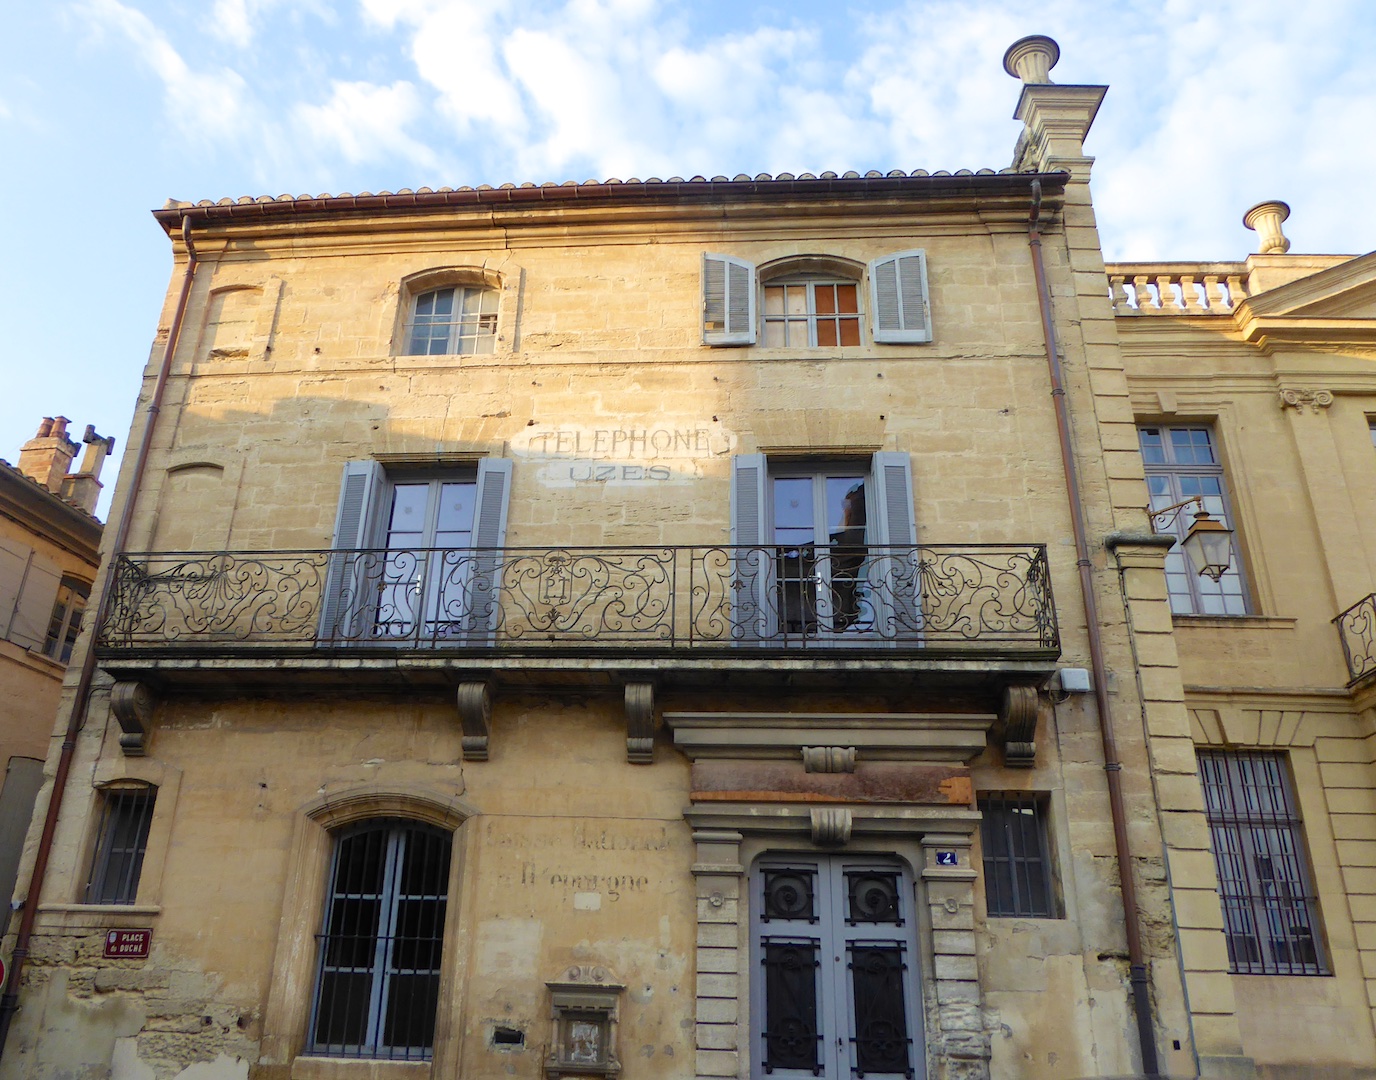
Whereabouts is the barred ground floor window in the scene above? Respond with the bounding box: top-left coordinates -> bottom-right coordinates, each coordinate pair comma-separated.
1197,750 -> 1327,976
308,818 -> 453,1058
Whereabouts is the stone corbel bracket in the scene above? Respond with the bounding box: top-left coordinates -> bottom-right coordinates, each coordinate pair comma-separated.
625,682 -> 656,764
1000,685 -> 1040,768
456,681 -> 491,761
111,680 -> 157,756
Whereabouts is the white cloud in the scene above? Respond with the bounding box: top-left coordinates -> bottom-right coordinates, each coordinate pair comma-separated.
294,80 -> 440,169
210,0 -> 334,47
77,0 -> 256,143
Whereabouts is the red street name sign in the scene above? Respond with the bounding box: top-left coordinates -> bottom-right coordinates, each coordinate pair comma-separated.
103,929 -> 152,959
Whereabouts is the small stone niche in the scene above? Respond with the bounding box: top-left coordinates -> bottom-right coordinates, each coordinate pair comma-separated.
544,965 -> 624,1079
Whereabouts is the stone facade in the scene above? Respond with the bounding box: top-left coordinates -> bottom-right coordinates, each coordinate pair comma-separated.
0,419 -> 105,923
1109,222 -> 1376,1077
5,34 -> 1376,1080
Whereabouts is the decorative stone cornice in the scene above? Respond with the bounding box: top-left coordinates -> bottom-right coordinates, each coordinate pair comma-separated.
1278,388 -> 1334,413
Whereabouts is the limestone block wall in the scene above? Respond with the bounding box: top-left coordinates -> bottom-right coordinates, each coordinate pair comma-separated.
1,190 -> 1199,1080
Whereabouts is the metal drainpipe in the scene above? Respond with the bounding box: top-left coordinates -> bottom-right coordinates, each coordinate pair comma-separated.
1027,179 -> 1160,1077
0,216 -> 199,1060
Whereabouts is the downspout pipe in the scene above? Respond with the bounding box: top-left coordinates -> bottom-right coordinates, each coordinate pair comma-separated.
1027,179 -> 1161,1077
0,216 -> 200,1060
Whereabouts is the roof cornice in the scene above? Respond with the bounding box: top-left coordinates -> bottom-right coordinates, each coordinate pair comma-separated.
0,462 -> 102,559
153,170 -> 1070,234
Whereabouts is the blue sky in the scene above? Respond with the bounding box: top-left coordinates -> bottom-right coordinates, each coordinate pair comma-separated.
3,0 -> 1375,517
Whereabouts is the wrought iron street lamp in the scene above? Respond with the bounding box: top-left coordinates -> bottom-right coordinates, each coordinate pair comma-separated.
1150,496 -> 1234,581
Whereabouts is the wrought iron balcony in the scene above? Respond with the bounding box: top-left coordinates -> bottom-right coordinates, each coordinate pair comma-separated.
1335,591 -> 1376,685
95,544 -> 1058,659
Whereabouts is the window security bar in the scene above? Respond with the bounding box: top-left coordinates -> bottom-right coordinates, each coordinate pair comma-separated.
309,821 -> 451,1059
85,786 -> 156,905
1198,751 -> 1327,976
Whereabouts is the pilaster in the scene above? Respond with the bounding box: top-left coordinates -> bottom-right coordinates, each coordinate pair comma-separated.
1109,534 -> 1255,1077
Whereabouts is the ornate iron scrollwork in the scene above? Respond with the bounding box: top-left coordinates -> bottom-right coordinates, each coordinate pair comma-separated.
763,868 -> 816,923
97,544 -> 1059,655
846,870 -> 902,925
1336,592 -> 1376,685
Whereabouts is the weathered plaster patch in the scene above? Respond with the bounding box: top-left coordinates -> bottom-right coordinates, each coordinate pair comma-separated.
475,917 -> 543,979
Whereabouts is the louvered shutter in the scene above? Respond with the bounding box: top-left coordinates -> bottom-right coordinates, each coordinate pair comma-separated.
0,539 -> 31,642
319,460 -> 384,642
869,451 -> 923,641
9,553 -> 61,652
730,454 -> 770,642
464,458 -> 513,643
703,254 -> 757,346
869,250 -> 932,343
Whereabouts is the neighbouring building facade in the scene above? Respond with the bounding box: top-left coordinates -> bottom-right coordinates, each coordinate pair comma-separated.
4,34 -> 1376,1080
0,419 -> 107,925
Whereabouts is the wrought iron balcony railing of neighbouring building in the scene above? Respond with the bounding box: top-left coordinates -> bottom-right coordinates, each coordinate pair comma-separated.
1335,591 -> 1376,685
95,544 -> 1059,656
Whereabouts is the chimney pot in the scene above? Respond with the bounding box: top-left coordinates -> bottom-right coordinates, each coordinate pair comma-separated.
17,415 -> 82,495
1003,35 -> 1060,85
1243,200 -> 1292,255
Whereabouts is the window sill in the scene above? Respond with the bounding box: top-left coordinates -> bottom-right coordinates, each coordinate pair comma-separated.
292,1057 -> 431,1079
1171,614 -> 1298,630
36,903 -> 161,929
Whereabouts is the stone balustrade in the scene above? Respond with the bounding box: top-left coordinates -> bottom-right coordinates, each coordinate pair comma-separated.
1106,262 -> 1251,316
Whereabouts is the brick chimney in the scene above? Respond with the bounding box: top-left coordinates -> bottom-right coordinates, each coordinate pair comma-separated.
61,425 -> 117,514
17,417 -> 79,494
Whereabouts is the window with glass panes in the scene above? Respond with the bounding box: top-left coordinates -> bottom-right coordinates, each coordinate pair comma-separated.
771,468 -> 871,637
374,478 -> 477,640
406,286 -> 496,355
750,856 -> 924,1080
1139,426 -> 1249,615
979,794 -> 1056,918
309,820 -> 452,1059
44,576 -> 89,663
763,278 -> 861,347
85,785 -> 156,904
1197,751 -> 1326,975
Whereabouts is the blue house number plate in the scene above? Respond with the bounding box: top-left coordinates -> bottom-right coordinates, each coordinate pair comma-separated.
935,851 -> 959,866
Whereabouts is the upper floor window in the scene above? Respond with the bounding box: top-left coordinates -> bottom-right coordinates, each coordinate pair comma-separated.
44,576 -> 89,663
763,278 -> 861,347
85,783 -> 156,904
406,286 -> 497,356
319,459 -> 513,645
1139,425 -> 1249,615
703,251 -> 930,347
1198,750 -> 1326,975
730,452 -> 919,643
309,818 -> 453,1059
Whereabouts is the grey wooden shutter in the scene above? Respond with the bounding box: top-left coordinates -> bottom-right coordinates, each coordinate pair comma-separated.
0,539 -> 32,642
9,553 -> 61,651
703,254 -> 757,346
869,250 -> 932,343
869,451 -> 922,640
464,458 -> 513,643
319,460 -> 384,642
730,454 -> 770,642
